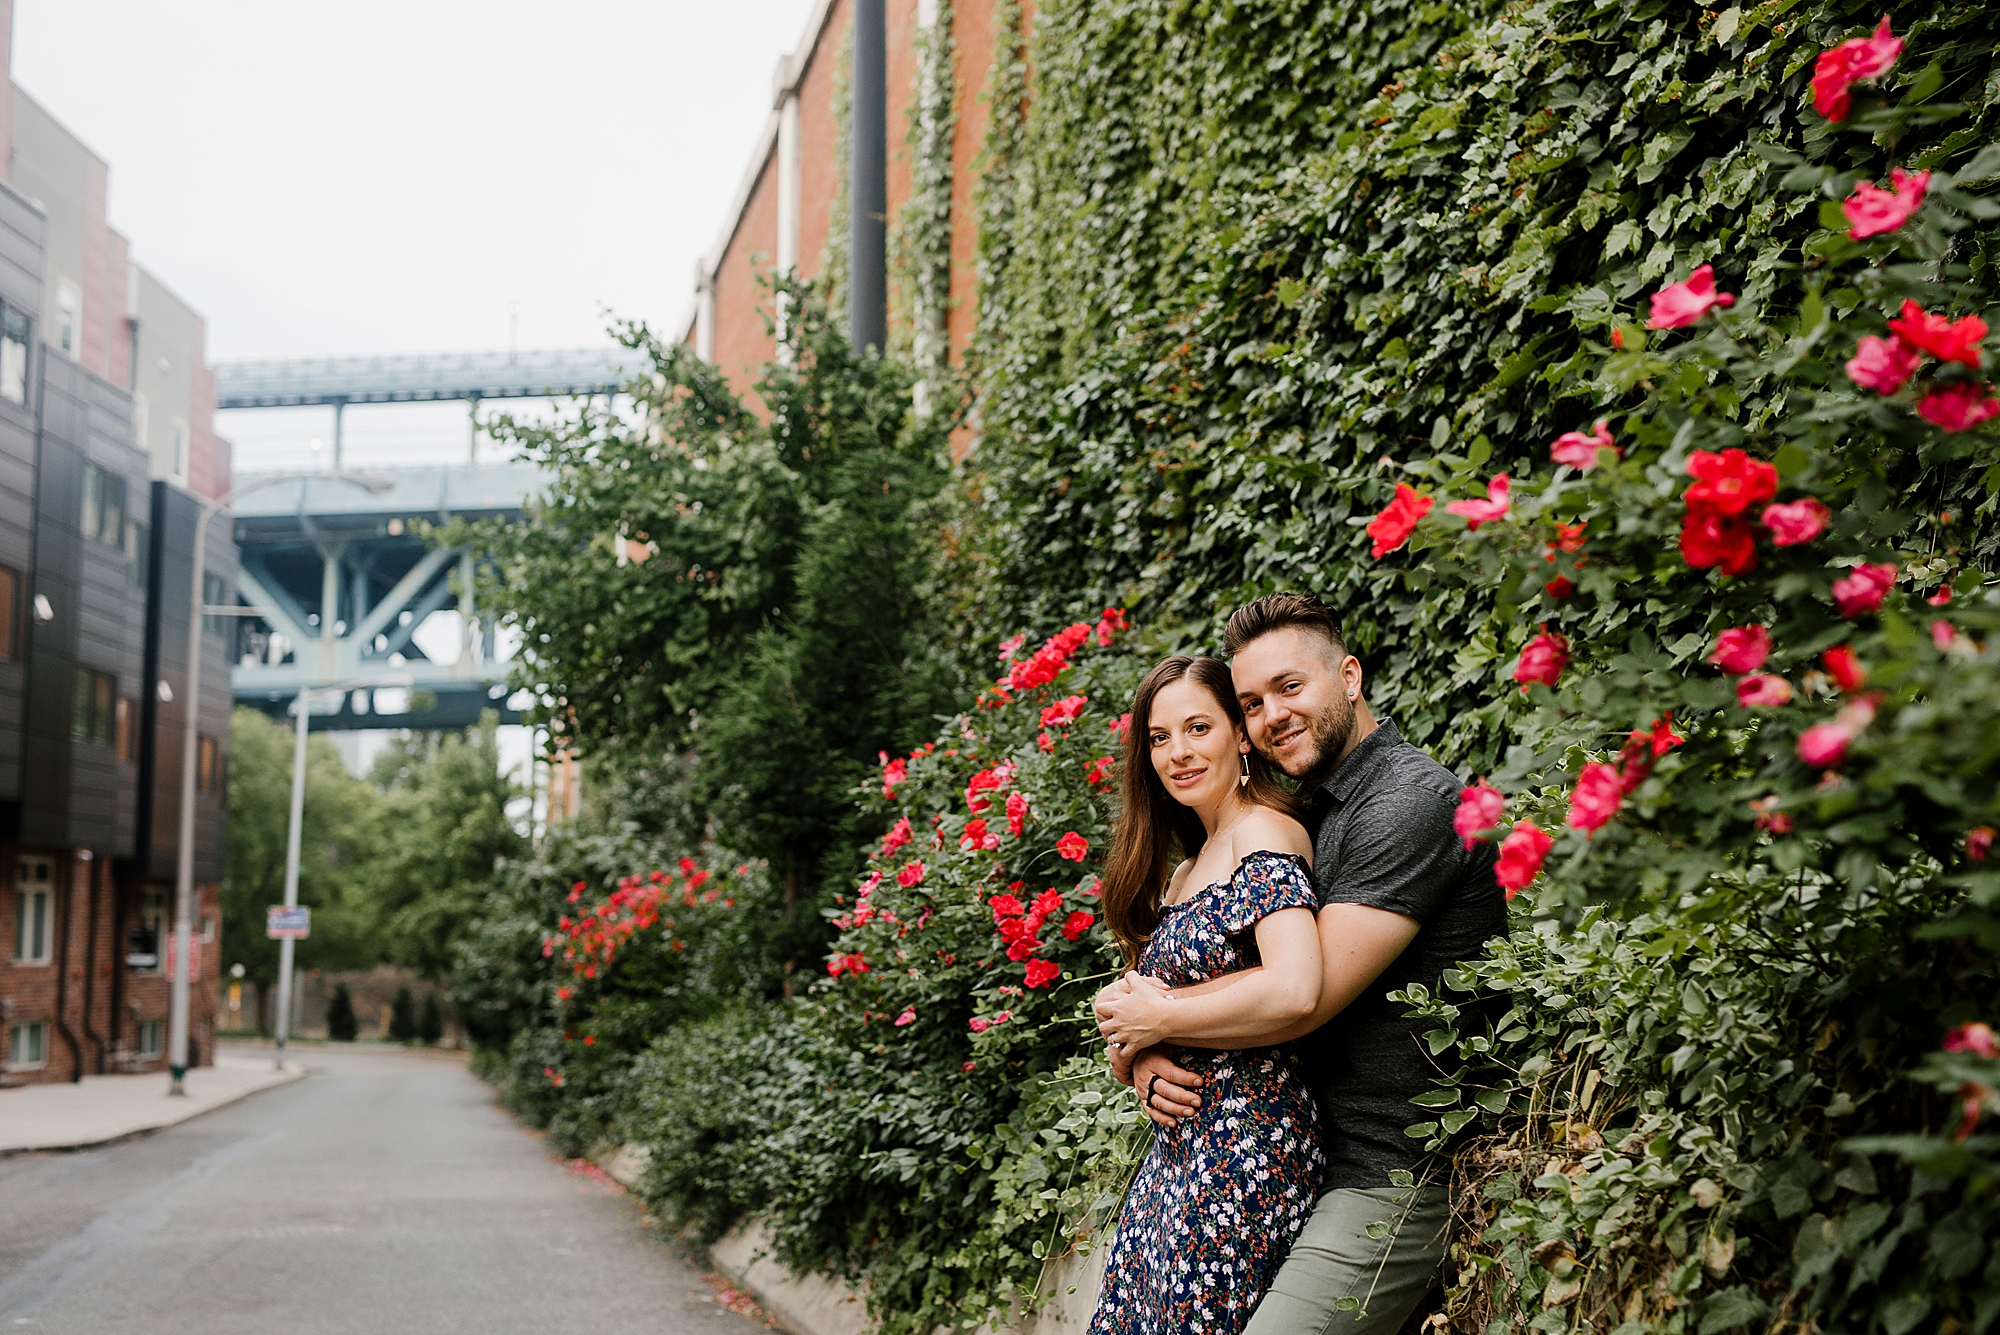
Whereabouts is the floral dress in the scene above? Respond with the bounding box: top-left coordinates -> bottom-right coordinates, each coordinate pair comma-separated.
1088,850 -> 1326,1335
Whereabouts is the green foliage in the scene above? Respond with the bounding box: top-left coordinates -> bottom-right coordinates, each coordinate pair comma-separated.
418,991 -> 443,1045
326,983 -> 358,1042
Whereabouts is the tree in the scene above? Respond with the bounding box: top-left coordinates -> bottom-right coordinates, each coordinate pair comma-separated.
367,713 -> 524,980
418,991 -> 444,1046
221,707 -> 383,1026
326,983 -> 358,1042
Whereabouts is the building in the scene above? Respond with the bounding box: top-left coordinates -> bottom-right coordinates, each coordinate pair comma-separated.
0,4 -> 234,1086
686,0 -> 1019,412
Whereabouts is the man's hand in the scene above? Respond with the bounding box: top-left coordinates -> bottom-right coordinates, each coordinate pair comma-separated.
1107,1041 -> 1136,1087
1132,1047 -> 1204,1128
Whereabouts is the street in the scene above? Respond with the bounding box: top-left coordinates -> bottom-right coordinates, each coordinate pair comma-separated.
0,1045 -> 759,1335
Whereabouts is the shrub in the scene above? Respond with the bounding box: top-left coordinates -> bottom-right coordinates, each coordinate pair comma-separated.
389,986 -> 417,1044
418,992 -> 443,1046
325,983 -> 358,1042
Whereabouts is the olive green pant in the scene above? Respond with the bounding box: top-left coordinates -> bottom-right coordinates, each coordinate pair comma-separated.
1240,1183 -> 1451,1335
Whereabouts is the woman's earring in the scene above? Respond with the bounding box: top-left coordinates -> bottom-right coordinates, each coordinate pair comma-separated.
1239,753 -> 1250,789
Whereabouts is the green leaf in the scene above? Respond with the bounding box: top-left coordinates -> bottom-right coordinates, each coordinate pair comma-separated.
1695,1286 -> 1770,1334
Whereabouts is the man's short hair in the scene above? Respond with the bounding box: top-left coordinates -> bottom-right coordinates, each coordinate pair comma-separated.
1223,592 -> 1348,662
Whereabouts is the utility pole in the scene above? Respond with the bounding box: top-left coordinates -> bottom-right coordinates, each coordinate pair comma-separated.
849,0 -> 887,353
271,684 -> 311,1070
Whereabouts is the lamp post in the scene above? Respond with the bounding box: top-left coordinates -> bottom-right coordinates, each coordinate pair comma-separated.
269,669 -> 409,1070
168,469 -> 390,1096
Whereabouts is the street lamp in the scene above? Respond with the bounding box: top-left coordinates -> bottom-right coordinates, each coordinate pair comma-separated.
168,470 -> 392,1096
270,669 -> 410,1070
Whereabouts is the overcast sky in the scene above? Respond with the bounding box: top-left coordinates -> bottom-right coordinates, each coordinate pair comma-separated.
14,0 -> 815,364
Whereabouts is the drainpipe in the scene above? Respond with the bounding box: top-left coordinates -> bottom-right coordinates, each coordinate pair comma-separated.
80,852 -> 103,1072
849,0 -> 887,354
54,851 -> 83,1081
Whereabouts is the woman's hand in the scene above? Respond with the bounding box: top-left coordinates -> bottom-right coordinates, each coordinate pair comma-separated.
1097,971 -> 1176,1049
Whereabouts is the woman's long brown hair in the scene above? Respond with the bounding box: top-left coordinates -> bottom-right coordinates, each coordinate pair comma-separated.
1101,656 -> 1304,968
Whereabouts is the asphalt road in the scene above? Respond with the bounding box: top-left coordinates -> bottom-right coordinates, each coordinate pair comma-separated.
0,1044 -> 760,1335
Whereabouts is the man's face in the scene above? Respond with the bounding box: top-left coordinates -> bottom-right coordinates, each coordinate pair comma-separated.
1231,626 -> 1356,780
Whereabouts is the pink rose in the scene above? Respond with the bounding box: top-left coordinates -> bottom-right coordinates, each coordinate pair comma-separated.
1917,382 -> 2000,433
896,860 -> 927,888
1822,645 -> 1868,693
1831,562 -> 1897,618
1760,498 -> 1831,546
1845,335 -> 1920,394
1797,697 -> 1877,768
1647,264 -> 1735,329
1944,1022 -> 1999,1058
1512,632 -> 1570,690
968,1017 -> 990,1033
1444,475 -> 1512,531
1453,782 -> 1507,850
1565,762 -> 1624,835
1709,625 -> 1772,675
1736,674 -> 1794,708
894,1007 -> 916,1027
1551,421 -> 1617,470
1494,822 -> 1554,900
1933,620 -> 1959,651
1812,16 -> 1902,121
1843,168 -> 1929,240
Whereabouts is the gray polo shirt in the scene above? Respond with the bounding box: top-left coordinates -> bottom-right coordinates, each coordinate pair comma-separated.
1297,720 -> 1506,1190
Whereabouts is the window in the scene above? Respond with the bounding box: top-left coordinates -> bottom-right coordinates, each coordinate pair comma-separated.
72,668 -> 117,743
0,565 -> 15,660
114,696 -> 135,763
56,279 -> 78,355
172,420 -> 189,480
7,1020 -> 47,1069
0,305 -> 27,404
125,519 -> 148,588
197,734 -> 219,794
136,1019 -> 162,1058
14,856 -> 53,965
80,462 -> 126,549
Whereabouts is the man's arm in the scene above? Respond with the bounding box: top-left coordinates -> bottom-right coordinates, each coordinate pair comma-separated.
1157,902 -> 1418,1048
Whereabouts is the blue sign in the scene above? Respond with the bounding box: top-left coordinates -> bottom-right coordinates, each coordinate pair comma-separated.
266,906 -> 311,940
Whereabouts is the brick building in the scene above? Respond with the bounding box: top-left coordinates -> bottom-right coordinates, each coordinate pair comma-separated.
685,0 -> 1022,410
0,0 -> 234,1086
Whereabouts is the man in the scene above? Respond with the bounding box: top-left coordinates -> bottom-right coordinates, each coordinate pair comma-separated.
1102,591 -> 1505,1334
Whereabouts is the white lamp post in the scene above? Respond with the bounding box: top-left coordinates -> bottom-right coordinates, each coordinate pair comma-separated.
168,470 -> 390,1096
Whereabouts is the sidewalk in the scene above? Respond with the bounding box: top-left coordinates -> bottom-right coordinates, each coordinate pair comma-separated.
0,1047 -> 306,1153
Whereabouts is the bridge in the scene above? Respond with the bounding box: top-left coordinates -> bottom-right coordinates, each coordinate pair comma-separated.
212,348 -> 637,731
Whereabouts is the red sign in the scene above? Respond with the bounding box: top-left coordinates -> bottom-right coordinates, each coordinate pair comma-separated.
164,933 -> 202,980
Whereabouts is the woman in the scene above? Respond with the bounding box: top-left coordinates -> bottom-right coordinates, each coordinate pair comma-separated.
1086,656 -> 1325,1335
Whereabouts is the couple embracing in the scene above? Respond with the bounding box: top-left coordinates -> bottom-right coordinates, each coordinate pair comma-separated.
1084,593 -> 1506,1335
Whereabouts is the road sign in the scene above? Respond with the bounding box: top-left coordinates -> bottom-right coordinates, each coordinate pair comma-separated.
267,906 -> 312,940
165,933 -> 202,979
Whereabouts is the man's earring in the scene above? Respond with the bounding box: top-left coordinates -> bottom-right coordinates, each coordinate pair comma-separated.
1239,753 -> 1250,789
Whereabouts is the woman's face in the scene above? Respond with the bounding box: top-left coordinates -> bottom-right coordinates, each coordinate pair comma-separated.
1147,676 -> 1247,810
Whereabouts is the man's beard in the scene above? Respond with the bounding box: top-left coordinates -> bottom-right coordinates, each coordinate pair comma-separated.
1266,689 -> 1356,781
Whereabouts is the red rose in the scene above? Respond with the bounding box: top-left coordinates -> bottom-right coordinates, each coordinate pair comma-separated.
1006,790 -> 1029,836
1061,909 -> 1096,941
1917,382 -> 2000,433
1494,822 -> 1553,899
1512,632 -> 1569,690
988,894 -> 1024,921
1647,264 -> 1735,329
1444,475 -> 1512,531
1831,562 -> 1897,618
1040,694 -> 1089,728
881,756 -> 907,798
1365,482 -> 1434,559
1797,697 -> 1877,768
1032,887 -> 1065,917
1709,625 -> 1771,675
1812,16 -> 1901,121
896,860 -> 926,888
881,817 -> 913,856
1968,828 -> 1996,863
1888,300 -> 1988,368
1056,832 -> 1090,862
1680,510 -> 1759,577
1453,782 -> 1506,851
1843,168 -> 1929,240
1822,645 -> 1868,693
1760,498 -> 1831,546
1565,762 -> 1624,835
1684,449 -> 1779,517
1084,756 -> 1114,787
1023,958 -> 1061,989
